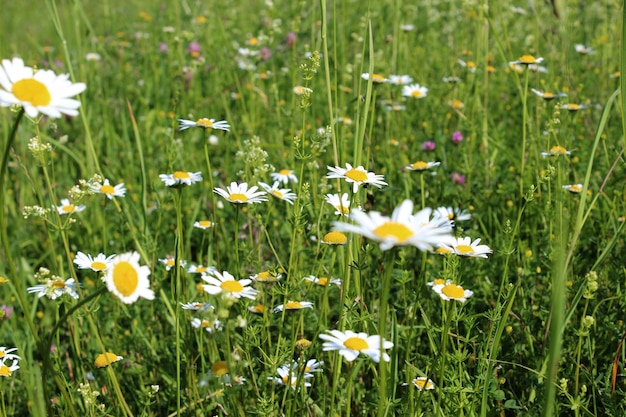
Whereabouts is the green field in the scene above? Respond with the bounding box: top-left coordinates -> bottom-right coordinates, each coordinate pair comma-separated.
1,0 -> 625,416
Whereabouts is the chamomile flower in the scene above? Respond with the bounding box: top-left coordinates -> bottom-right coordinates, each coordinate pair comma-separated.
214,182 -> 267,204
0,57 -> 86,118
94,352 -> 123,368
159,171 -> 202,187
563,184 -> 584,193
104,252 -> 154,304
27,277 -> 79,300
432,282 -> 474,302
387,74 -> 413,85
405,161 -> 440,171
90,179 -> 126,199
250,270 -> 283,283
56,199 -> 85,215
271,365 -> 313,390
180,301 -> 214,312
530,89 -> 567,101
271,169 -> 298,184
272,301 -> 314,313
413,377 -> 435,391
333,200 -> 454,251
259,181 -> 297,204
433,207 -> 471,222
178,118 -> 230,131
0,347 -> 21,362
303,275 -> 342,287
0,359 -> 20,377
325,193 -> 351,216
361,73 -> 387,83
541,146 -> 572,157
193,220 -> 215,230
319,330 -> 393,363
439,236 -> 492,258
187,264 -> 214,274
402,83 -> 429,99
191,318 -> 223,333
202,270 -> 258,300
509,54 -> 544,65
322,231 -> 348,245
74,252 -> 115,272
326,163 -> 387,193
561,103 -> 590,112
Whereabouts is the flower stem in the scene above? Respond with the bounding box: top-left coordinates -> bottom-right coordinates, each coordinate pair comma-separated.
377,251 -> 394,417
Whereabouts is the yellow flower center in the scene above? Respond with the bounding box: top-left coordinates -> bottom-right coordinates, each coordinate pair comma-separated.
196,118 -> 213,128
279,169 -> 291,175
100,184 -> 115,194
211,361 -> 228,377
550,145 -> 567,155
344,168 -> 368,182
456,244 -> 475,255
12,78 -> 52,106
566,104 -> 580,111
173,171 -> 190,179
317,277 -> 329,286
452,99 -> 463,109
335,204 -> 350,215
248,37 -> 258,45
323,231 -> 348,245
196,266 -> 207,273
198,220 -> 212,228
568,185 -> 582,193
518,54 -> 537,64
62,204 -> 76,213
436,247 -> 451,254
442,284 -> 465,299
411,89 -> 423,98
411,161 -> 429,170
467,61 -> 476,68
371,73 -> 385,82
51,280 -> 67,290
373,221 -> 413,243
285,301 -> 303,309
95,352 -> 121,368
344,337 -> 368,351
228,193 -> 249,202
413,378 -> 433,390
112,261 -> 139,297
0,364 -> 11,377
543,92 -> 555,99
220,280 -> 244,293
271,190 -> 284,199
250,304 -> 265,313
0,352 -> 5,359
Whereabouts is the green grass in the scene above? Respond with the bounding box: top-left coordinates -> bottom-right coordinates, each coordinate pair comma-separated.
1,0 -> 625,416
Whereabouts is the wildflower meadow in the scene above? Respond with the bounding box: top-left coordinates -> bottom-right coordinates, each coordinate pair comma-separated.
1,0 -> 626,416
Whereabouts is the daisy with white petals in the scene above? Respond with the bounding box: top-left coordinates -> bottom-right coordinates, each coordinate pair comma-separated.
202,270 -> 258,300
272,301 -> 314,313
159,171 -> 202,187
214,182 -> 267,204
333,200 -> 454,251
406,161 -> 440,172
432,282 -> 474,302
325,193 -> 351,216
56,199 -> 85,215
74,252 -> 115,272
438,236 -> 492,258
402,83 -> 428,99
563,184 -> 584,193
271,169 -> 298,184
326,163 -> 387,193
0,347 -> 21,362
0,360 -> 20,377
0,57 -> 86,118
178,118 -> 230,131
90,179 -> 126,199
27,277 -> 79,300
319,330 -> 393,363
259,182 -> 297,204
104,252 -> 154,304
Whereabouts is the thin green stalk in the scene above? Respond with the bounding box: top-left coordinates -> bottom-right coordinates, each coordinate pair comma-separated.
435,300 -> 452,415
377,251 -> 394,417
174,187 -> 184,416
320,0 -> 338,167
519,68 -> 530,198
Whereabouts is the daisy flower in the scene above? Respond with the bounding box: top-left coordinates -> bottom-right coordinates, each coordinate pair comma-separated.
325,193 -> 351,216
322,231 -> 348,245
272,301 -> 314,313
271,169 -> 298,184
259,181 -> 297,204
296,358 -> 324,374
293,86 -> 312,95
541,146 -> 572,157
193,220 -> 215,230
250,270 -> 283,283
457,59 -> 477,73
180,301 -> 214,312
271,365 -> 313,390
94,352 -> 123,368
303,275 -> 342,287
178,118 -> 230,132
202,270 -> 258,300
319,330 -> 393,363
530,89 -> 567,101
27,277 -> 79,300
509,55 -> 544,65
386,74 -> 413,85
326,163 -> 387,193
159,171 -> 202,187
333,200 -> 454,251
438,236 -> 492,258
402,83 -> 428,99
432,282 -> 474,302
383,102 -> 406,112
561,103 -> 590,112
0,347 -> 21,362
574,44 -> 595,55
0,57 -> 86,118
427,278 -> 449,287
563,184 -> 584,193
0,359 -> 20,377
335,116 -> 353,125
214,182 -> 268,204
74,251 -> 115,272
159,256 -> 186,271
56,199 -> 86,215
433,206 -> 471,222
248,304 -> 266,314
104,252 -> 154,304
90,179 -> 126,199
405,161 -> 440,172
413,377 -> 435,391
361,73 -> 387,83
191,318 -> 223,333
